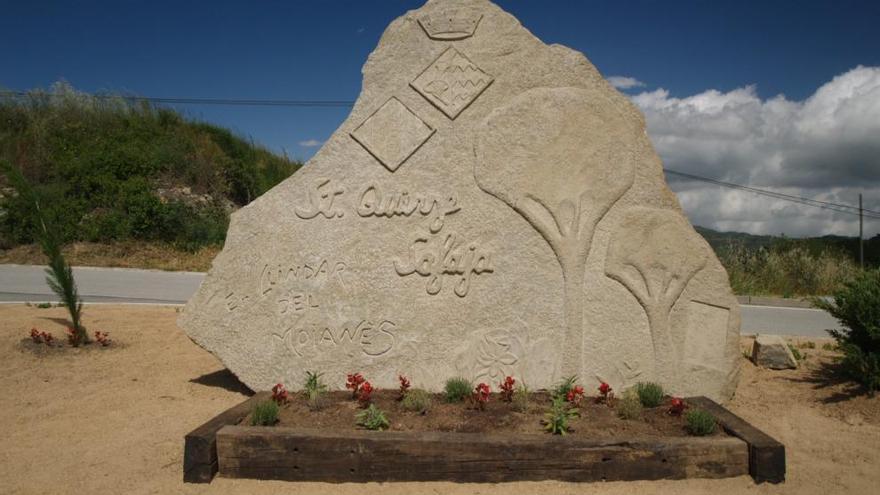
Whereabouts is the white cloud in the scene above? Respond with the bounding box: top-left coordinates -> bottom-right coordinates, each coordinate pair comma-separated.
631,66 -> 880,238
608,76 -> 646,90
298,139 -> 323,148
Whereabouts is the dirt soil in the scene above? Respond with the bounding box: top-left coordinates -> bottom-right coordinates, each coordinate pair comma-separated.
0,242 -> 219,272
261,390 -> 709,438
1,304 -> 878,495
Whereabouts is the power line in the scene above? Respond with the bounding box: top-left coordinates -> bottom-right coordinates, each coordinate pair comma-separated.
2,89 -> 874,219
665,168 -> 880,219
0,90 -> 355,108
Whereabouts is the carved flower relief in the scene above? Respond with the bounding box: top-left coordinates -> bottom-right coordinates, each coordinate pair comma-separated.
453,328 -> 559,385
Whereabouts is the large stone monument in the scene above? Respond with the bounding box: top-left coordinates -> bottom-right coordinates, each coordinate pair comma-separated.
179,0 -> 741,401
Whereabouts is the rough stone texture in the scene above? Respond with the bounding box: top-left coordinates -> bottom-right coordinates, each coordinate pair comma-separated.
179,0 -> 741,401
751,335 -> 798,370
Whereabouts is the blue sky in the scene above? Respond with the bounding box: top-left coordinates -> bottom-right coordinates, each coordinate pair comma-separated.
3,0 -> 879,236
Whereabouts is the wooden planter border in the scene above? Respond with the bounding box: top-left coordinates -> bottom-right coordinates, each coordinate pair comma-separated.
687,397 -> 785,483
183,394 -> 784,484
183,391 -> 269,483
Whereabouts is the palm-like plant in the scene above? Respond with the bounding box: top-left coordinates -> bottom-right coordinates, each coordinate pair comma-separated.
2,160 -> 88,345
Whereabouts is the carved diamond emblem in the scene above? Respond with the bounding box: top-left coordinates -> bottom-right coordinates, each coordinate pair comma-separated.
350,97 -> 435,172
411,47 -> 493,120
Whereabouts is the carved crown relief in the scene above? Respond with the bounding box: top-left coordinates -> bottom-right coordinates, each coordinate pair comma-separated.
474,87 -> 636,377
605,207 -> 709,386
418,9 -> 482,40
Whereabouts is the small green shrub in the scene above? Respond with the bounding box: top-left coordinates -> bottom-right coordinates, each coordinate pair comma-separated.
36,302 -> 52,309
635,382 -> 664,408
788,344 -> 803,361
617,389 -> 643,420
685,409 -> 717,436
543,397 -> 579,435
356,404 -> 390,431
251,400 -> 279,426
444,377 -> 473,403
822,342 -> 837,351
799,341 -> 816,349
551,375 -> 578,401
401,388 -> 431,414
303,371 -> 328,410
512,383 -> 530,413
814,269 -> 880,394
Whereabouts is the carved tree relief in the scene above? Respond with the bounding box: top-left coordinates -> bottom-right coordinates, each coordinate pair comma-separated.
474,87 -> 636,376
604,208 -> 709,385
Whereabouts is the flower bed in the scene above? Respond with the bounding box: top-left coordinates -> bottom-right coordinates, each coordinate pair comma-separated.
183,378 -> 785,484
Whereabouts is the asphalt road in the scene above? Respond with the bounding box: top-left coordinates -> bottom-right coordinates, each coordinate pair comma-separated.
0,264 -> 842,338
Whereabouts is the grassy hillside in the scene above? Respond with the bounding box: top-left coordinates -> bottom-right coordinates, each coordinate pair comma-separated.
697,226 -> 877,296
0,82 -> 301,251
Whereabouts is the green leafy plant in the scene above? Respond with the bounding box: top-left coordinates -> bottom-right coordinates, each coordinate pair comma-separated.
814,270 -> 880,394
401,388 -> 431,414
512,383 -> 530,413
444,377 -> 472,403
799,341 -> 816,349
551,375 -> 579,401
685,409 -> 717,436
635,382 -> 664,408
822,342 -> 837,351
2,160 -> 88,346
617,389 -> 643,420
250,400 -> 279,426
543,397 -> 579,435
356,404 -> 390,431
303,371 -> 327,410
788,344 -> 804,361
36,302 -> 52,309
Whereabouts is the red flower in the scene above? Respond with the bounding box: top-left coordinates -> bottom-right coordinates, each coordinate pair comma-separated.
398,374 -> 411,399
472,383 -> 491,410
271,383 -> 289,404
346,372 -> 366,398
94,331 -> 111,347
668,397 -> 687,416
598,382 -> 612,396
499,376 -> 516,402
566,385 -> 585,406
30,328 -> 42,343
357,381 -> 374,406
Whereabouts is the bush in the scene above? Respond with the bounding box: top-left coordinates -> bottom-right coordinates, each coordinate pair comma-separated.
543,397 -> 579,435
444,377 -> 472,403
356,404 -> 390,431
0,82 -> 301,250
635,382 -> 664,408
251,400 -> 279,426
512,383 -> 530,413
303,371 -> 327,410
814,269 -> 880,394
617,389 -> 643,420
685,409 -> 717,436
401,388 -> 431,414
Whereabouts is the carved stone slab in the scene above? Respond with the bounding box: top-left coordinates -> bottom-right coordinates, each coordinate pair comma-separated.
179,0 -> 741,402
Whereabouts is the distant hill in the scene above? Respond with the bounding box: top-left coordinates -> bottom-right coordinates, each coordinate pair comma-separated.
695,225 -> 880,267
0,82 -> 301,250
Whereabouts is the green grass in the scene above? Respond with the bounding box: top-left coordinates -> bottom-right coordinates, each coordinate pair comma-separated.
685,409 -> 717,436
0,82 -> 301,251
635,382 -> 664,408
251,400 -> 280,426
444,377 -> 473,403
401,388 -> 431,414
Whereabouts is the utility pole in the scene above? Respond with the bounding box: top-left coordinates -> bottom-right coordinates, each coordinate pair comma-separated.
859,193 -> 864,269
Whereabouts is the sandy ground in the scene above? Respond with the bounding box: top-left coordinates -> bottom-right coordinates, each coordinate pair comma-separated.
2,304 -> 878,495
